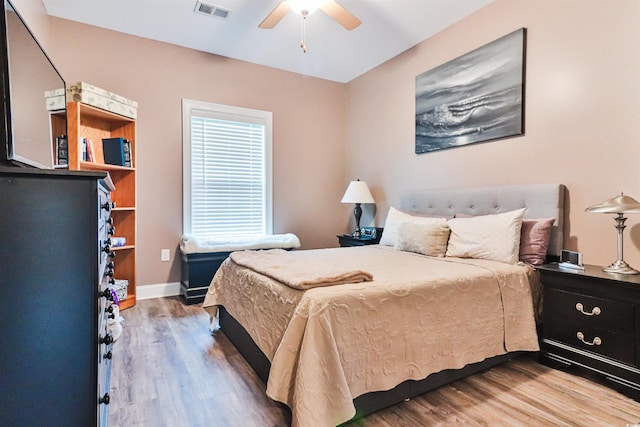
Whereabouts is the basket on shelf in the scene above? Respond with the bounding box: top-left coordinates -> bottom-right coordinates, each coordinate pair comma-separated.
109,279 -> 128,302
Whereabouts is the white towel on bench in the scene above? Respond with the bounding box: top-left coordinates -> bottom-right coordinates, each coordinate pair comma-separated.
180,233 -> 301,254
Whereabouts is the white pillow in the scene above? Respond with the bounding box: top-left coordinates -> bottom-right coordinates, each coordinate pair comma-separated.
445,208 -> 526,264
395,221 -> 451,257
379,207 -> 447,247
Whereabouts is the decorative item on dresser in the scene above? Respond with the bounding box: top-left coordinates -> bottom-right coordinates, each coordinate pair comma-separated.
64,100 -> 138,309
341,179 -> 375,237
0,167 -> 121,426
538,263 -> 640,401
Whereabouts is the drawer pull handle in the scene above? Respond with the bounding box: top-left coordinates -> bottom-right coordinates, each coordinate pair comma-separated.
577,331 -> 601,346
575,303 -> 601,316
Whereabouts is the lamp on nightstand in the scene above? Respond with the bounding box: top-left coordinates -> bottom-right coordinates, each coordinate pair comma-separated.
341,179 -> 375,238
585,192 -> 640,275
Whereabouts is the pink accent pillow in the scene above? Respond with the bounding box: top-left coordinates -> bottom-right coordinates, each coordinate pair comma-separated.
519,218 -> 555,265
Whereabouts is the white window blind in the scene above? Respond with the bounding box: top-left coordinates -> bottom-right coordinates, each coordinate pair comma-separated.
183,99 -> 272,239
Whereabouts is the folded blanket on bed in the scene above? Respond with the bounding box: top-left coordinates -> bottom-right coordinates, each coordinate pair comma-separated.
180,233 -> 301,254
229,248 -> 373,290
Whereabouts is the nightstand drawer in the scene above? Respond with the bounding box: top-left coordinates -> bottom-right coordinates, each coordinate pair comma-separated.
546,325 -> 635,365
544,288 -> 634,333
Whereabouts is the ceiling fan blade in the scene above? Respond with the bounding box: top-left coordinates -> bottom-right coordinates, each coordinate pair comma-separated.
319,0 -> 361,30
258,1 -> 291,29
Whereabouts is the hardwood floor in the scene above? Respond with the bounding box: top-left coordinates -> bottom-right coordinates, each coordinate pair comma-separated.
109,297 -> 640,426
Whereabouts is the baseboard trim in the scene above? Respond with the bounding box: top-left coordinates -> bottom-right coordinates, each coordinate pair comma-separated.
137,282 -> 181,300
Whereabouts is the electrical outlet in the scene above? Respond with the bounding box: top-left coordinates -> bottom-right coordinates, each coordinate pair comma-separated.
161,249 -> 170,262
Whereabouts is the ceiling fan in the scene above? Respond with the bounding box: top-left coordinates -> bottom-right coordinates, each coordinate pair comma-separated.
259,0 -> 361,52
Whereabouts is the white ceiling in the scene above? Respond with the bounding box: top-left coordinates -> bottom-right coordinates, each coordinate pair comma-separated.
42,0 -> 494,83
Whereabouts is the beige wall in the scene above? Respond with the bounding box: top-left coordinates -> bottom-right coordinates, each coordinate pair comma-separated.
345,0 -> 640,269
12,0 -> 640,283
12,0 -> 348,287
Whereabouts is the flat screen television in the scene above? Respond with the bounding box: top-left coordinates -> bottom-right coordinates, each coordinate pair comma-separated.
0,0 -> 65,168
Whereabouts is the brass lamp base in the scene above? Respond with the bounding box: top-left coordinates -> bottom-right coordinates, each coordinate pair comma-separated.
603,260 -> 640,275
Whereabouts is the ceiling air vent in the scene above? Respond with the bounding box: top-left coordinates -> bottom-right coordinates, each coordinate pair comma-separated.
194,1 -> 231,20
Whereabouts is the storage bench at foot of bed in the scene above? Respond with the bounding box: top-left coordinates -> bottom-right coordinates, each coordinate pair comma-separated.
180,251 -> 230,305
181,247 -> 297,305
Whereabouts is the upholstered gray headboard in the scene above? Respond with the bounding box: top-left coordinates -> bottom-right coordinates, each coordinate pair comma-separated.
400,184 -> 566,258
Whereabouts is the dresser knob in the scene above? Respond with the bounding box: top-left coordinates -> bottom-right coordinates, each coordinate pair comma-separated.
99,393 -> 110,405
105,269 -> 114,277
104,351 -> 113,360
575,303 -> 601,316
101,202 -> 111,212
101,289 -> 112,299
106,218 -> 114,225
106,305 -> 114,313
100,334 -> 114,345
577,331 -> 601,346
108,226 -> 116,235
106,262 -> 115,269
102,245 -> 111,254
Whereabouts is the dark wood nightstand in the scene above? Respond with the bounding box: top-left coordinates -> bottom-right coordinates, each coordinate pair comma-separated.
337,228 -> 383,247
537,263 -> 640,401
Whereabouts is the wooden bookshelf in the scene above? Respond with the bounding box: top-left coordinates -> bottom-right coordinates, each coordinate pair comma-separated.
65,101 -> 137,309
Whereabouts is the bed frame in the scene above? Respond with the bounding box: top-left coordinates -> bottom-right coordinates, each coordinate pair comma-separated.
218,183 -> 566,423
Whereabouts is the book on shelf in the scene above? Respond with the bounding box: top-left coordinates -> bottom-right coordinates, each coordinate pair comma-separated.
123,140 -> 132,167
81,137 -> 96,162
86,138 -> 95,162
102,137 -> 126,166
55,135 -> 68,166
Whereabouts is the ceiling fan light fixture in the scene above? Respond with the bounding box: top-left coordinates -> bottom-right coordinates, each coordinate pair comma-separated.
287,0 -> 322,16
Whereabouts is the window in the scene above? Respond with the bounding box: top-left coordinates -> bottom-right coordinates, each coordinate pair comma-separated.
183,99 -> 272,239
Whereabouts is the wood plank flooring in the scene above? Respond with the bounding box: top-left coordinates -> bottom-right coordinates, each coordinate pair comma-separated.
109,297 -> 640,426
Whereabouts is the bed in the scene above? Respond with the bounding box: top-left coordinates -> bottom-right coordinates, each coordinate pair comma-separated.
202,183 -> 565,427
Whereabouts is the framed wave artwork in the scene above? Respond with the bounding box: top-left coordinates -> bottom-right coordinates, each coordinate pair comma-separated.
415,28 -> 526,154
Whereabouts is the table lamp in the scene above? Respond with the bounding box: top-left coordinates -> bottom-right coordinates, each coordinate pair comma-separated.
585,192 -> 640,274
341,179 -> 375,237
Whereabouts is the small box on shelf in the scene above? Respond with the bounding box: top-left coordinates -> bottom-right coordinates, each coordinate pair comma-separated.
111,237 -> 127,248
44,88 -> 65,111
67,82 -> 138,119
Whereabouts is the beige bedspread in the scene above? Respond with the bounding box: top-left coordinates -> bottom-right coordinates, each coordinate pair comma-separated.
202,245 -> 541,427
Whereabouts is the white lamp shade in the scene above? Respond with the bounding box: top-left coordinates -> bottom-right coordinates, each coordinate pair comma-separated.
341,180 -> 375,204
